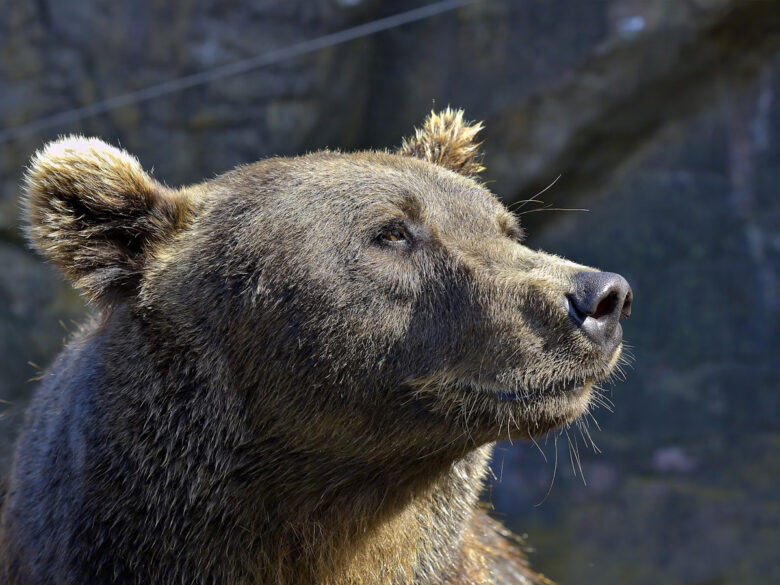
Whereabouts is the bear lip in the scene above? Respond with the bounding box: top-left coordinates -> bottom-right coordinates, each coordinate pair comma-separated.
405,346 -> 623,411
449,377 -> 594,403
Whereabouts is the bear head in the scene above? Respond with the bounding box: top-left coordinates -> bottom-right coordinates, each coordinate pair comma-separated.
23,109 -> 631,460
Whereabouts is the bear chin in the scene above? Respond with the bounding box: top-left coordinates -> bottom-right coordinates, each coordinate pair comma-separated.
413,344 -> 623,441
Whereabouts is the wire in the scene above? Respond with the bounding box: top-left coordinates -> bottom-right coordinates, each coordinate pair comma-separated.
0,0 -> 482,145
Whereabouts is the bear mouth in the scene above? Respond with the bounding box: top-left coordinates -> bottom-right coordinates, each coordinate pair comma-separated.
409,345 -> 623,415
427,347 -> 623,404
445,377 -> 594,403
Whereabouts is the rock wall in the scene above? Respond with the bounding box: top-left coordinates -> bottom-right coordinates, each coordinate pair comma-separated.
1,1 -> 778,583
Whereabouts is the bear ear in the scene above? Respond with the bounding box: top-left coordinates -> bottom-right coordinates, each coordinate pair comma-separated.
398,107 -> 485,177
23,136 -> 196,307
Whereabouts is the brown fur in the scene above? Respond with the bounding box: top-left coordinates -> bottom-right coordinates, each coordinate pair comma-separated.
399,107 -> 484,177
0,110 -> 623,584
23,137 -> 197,307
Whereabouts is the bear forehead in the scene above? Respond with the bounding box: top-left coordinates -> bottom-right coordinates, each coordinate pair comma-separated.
216,150 -> 512,236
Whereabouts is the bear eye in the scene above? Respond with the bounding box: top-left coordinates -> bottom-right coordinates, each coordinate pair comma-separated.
383,229 -> 405,242
377,226 -> 409,245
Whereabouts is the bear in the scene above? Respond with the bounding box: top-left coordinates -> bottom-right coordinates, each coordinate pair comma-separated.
0,108 -> 632,585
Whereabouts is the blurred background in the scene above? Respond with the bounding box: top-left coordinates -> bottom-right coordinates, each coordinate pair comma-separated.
1,1 -> 778,583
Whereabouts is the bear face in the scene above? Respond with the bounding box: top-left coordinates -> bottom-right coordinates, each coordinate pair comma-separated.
23,110 -> 629,459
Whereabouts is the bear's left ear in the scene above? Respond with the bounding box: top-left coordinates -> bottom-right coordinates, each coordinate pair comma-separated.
23,136 -> 196,307
398,107 -> 484,177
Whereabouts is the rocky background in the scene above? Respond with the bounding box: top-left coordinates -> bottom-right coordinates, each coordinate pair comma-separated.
1,1 -> 778,583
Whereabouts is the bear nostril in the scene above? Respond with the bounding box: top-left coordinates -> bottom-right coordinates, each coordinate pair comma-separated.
569,271 -> 633,350
621,290 -> 633,319
591,291 -> 618,320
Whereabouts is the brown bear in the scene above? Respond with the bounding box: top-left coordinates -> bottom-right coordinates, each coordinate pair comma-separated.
0,109 -> 631,585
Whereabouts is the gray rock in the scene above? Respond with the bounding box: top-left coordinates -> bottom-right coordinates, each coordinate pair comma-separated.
1,1 -> 779,583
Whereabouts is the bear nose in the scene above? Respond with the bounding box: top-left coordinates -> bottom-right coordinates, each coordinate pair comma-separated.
567,271 -> 633,351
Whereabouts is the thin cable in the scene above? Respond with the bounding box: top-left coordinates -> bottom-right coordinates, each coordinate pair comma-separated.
0,0 -> 482,145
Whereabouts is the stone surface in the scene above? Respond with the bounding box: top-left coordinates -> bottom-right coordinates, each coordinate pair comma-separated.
1,1 -> 778,584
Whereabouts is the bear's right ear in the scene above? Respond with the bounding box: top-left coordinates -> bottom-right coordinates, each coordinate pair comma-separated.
398,108 -> 485,177
23,136 -> 196,307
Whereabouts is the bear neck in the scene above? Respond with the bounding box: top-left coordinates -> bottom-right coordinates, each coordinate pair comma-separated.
97,307 -> 496,585
246,442 -> 494,585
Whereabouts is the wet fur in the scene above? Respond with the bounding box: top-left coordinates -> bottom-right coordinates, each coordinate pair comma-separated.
0,110 -> 618,584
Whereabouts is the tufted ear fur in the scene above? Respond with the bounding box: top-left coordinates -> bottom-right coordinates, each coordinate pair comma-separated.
398,107 -> 484,177
23,136 -> 196,307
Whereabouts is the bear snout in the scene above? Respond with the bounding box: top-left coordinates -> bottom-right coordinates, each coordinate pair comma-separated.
566,271 -> 633,354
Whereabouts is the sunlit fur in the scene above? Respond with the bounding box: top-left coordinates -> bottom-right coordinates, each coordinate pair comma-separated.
23,136 -> 197,307
399,107 -> 484,177
0,111 -> 623,584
